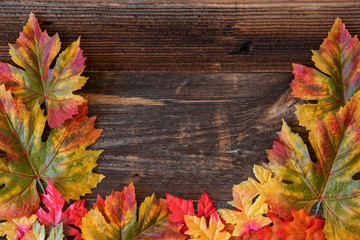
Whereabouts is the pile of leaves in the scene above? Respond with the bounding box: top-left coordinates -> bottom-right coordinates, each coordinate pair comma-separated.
0,13 -> 359,240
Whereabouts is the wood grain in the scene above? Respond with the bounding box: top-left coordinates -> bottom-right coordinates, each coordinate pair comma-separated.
81,71 -> 296,206
0,1 -> 359,72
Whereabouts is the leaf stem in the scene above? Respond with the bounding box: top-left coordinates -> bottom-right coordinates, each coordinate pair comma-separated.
37,178 -> 46,194
314,201 -> 322,216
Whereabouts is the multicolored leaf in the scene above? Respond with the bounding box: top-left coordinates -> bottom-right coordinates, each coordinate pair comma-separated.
218,185 -> 271,237
233,165 -> 280,211
276,210 -> 325,240
291,18 -> 360,130
234,232 -> 260,240
166,191 -> 218,235
166,191 -> 217,222
266,91 -> 360,239
25,222 -> 46,240
0,215 -> 37,240
0,85 -> 104,219
237,231 -> 260,240
81,183 -> 184,240
36,179 -> 88,239
255,213 -> 282,240
223,223 -> 260,240
184,215 -> 231,240
0,13 -> 87,128
23,222 -> 65,240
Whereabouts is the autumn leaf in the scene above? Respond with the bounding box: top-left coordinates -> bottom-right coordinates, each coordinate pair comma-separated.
166,191 -> 218,222
47,224 -> 65,240
166,191 -> 218,235
0,215 -> 65,240
36,179 -> 88,239
290,18 -> 360,130
222,223 -> 259,240
81,183 -> 184,240
0,13 -> 87,128
266,91 -> 360,239
235,231 -> 260,240
233,165 -> 280,211
218,185 -> 271,237
166,194 -> 195,223
256,213 -> 282,240
0,215 -> 37,240
23,222 -> 65,240
0,85 -> 104,219
24,222 -> 46,240
184,215 -> 231,240
276,209 -> 325,240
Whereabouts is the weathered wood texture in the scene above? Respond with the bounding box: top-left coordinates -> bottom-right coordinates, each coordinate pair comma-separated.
0,0 -> 357,208
0,0 -> 360,72
84,72 -> 296,206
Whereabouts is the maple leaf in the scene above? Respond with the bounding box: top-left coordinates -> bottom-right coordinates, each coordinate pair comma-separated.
218,180 -> 271,237
81,183 -> 184,240
184,215 -> 231,240
46,224 -> 65,240
266,91 -> 360,239
166,191 -> 218,222
44,224 -> 64,240
0,85 -> 104,219
166,191 -> 218,235
0,215 -> 37,240
256,213 -> 282,240
166,194 -> 195,223
0,215 -> 65,240
223,223 -> 259,240
233,165 -> 280,211
24,222 -> 46,240
36,179 -> 88,239
236,232 -> 260,240
0,13 -> 87,128
23,222 -> 65,240
276,209 -> 325,240
290,18 -> 360,130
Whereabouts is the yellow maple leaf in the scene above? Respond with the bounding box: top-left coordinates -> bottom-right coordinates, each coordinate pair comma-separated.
233,165 -> 280,209
218,193 -> 271,237
218,165 -> 274,237
184,215 -> 231,240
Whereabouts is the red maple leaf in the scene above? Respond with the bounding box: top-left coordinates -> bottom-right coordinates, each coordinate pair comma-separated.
36,179 -> 88,239
256,212 -> 283,240
166,191 -> 218,234
275,209 -> 325,240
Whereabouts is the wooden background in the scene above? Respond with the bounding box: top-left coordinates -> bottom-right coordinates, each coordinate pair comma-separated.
1,0 -> 359,209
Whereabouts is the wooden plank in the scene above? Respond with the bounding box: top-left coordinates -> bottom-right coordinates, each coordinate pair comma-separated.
0,1 -> 358,72
81,71 -> 296,206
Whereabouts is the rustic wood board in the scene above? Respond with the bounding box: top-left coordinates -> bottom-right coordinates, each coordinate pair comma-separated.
0,0 -> 357,209
83,71 -> 295,206
0,0 -> 359,72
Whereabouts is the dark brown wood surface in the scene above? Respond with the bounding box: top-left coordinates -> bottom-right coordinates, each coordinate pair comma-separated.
0,0 -> 358,208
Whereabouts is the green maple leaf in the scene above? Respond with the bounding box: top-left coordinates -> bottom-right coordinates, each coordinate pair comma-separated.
0,13 -> 87,128
27,222 -> 64,240
81,183 -> 184,240
266,91 -> 360,240
0,85 -> 104,219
